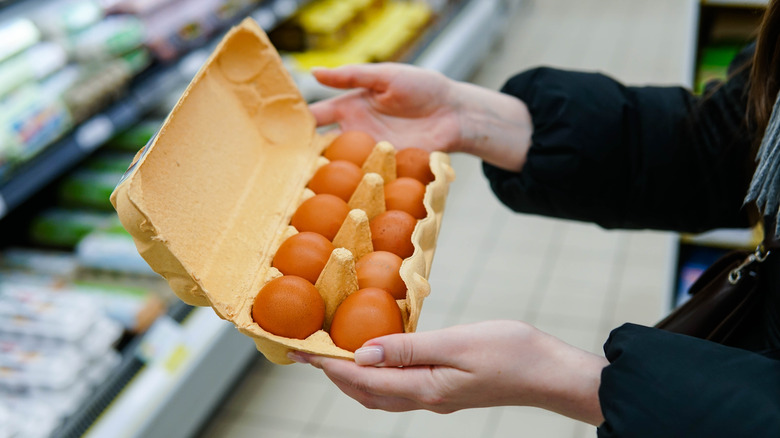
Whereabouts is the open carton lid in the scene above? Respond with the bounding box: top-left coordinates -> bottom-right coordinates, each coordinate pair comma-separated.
111,18 -> 454,364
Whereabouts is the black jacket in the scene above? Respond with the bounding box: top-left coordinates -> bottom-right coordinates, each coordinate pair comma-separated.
485,46 -> 780,436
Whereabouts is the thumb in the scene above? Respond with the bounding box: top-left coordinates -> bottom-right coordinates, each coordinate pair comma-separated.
354,330 -> 460,368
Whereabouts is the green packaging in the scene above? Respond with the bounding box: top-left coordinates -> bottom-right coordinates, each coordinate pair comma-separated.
29,209 -> 119,248
58,169 -> 125,211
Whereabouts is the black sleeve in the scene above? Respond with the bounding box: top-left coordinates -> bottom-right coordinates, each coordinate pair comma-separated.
597,323 -> 780,438
483,51 -> 755,232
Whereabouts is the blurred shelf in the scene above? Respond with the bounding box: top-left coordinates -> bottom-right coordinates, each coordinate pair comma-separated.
0,0 -> 313,221
51,302 -> 257,438
414,0 -> 507,81
80,305 -> 256,438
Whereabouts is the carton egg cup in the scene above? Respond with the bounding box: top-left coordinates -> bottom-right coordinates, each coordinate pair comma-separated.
111,18 -> 454,365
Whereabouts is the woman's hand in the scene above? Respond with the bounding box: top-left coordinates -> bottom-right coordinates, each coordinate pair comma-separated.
288,320 -> 607,425
309,63 -> 462,153
309,63 -> 533,172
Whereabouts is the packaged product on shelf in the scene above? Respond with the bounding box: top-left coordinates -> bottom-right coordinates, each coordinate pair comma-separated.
28,208 -> 119,248
76,229 -> 159,275
0,340 -> 86,390
0,42 -> 69,99
0,247 -> 79,278
286,0 -> 432,72
270,0 -> 385,51
142,0 -> 222,60
0,284 -> 103,342
0,396 -> 59,438
0,404 -> 14,438
68,14 -> 146,61
0,81 -> 74,164
31,0 -> 106,38
0,18 -> 41,64
0,261 -> 166,333
62,49 -> 151,124
106,118 -> 161,152
58,168 -> 125,211
69,278 -> 167,332
103,0 -> 179,15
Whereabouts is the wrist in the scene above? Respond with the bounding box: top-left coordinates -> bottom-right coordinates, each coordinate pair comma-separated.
447,81 -> 532,172
532,332 -> 608,426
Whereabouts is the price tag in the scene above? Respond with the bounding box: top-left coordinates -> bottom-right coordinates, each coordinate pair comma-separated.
75,115 -> 114,151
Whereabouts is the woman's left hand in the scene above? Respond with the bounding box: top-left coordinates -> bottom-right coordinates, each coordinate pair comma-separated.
288,320 -> 607,425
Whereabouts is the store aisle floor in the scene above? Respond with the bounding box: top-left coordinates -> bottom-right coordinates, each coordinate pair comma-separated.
197,0 -> 692,437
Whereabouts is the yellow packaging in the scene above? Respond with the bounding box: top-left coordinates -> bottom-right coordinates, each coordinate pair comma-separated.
111,18 -> 454,364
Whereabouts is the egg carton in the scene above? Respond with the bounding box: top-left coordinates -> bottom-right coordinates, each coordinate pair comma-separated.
111,18 -> 454,364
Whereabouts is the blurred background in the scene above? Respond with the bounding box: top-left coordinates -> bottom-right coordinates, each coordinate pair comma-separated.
0,0 -> 768,437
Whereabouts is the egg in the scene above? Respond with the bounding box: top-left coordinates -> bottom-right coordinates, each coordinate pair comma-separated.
355,251 -> 406,299
329,287 -> 404,352
384,177 -> 427,219
308,160 -> 363,202
291,194 -> 350,241
396,147 -> 434,185
369,210 -> 417,259
252,275 -> 325,339
324,131 -> 376,166
272,232 -> 335,284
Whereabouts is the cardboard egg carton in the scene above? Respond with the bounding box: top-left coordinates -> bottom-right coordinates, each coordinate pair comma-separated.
110,18 -> 454,364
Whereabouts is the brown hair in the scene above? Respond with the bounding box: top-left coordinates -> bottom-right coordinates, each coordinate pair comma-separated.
750,0 -> 780,137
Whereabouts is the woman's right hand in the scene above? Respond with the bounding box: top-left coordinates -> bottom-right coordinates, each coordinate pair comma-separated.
310,63 -> 533,172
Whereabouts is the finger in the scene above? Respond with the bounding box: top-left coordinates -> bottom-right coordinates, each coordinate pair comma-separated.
325,370 -> 421,412
360,328 -> 466,368
308,98 -> 339,127
318,356 -> 441,409
312,64 -> 391,92
295,350 -> 457,411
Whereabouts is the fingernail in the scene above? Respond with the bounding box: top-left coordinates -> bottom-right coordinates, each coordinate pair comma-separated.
354,346 -> 384,366
287,352 -> 309,364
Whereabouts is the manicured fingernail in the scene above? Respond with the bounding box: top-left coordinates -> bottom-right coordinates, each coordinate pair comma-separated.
354,346 -> 384,366
287,352 -> 309,364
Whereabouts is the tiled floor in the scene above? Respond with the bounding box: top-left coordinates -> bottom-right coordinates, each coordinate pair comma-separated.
197,0 -> 695,436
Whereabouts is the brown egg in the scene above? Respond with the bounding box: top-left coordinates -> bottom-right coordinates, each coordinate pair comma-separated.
291,194 -> 350,241
396,147 -> 434,185
324,131 -> 376,166
308,160 -> 363,202
272,232 -> 335,284
329,287 -> 404,352
369,210 -> 416,259
384,177 -> 427,220
252,276 -> 325,339
355,251 -> 406,299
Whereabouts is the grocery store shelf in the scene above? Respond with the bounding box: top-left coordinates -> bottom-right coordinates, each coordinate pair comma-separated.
0,0 -> 312,222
